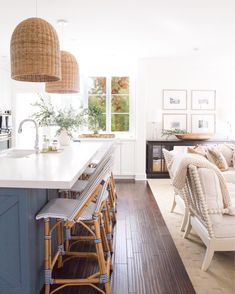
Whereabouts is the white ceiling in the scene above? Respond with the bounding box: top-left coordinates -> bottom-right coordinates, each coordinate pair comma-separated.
1,0 -> 235,62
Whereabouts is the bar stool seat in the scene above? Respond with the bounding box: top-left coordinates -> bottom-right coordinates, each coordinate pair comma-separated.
36,198 -> 81,221
36,191 -> 108,222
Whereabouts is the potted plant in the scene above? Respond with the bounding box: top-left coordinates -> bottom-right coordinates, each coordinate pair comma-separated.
55,107 -> 83,145
162,128 -> 188,139
82,105 -> 104,135
32,95 -> 83,146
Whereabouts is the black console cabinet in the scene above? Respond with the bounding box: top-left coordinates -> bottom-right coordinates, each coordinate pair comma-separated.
146,140 -> 235,179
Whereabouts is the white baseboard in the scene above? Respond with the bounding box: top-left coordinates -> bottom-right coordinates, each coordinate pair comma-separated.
113,174 -> 147,181
114,175 -> 135,180
135,174 -> 146,181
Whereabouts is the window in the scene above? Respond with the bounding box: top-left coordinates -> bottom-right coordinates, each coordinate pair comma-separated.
88,76 -> 130,132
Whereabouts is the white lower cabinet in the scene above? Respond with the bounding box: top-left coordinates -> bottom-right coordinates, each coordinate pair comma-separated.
113,140 -> 135,178
113,143 -> 121,175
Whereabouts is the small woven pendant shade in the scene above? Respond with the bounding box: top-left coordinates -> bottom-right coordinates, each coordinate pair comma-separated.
45,50 -> 79,93
10,17 -> 61,82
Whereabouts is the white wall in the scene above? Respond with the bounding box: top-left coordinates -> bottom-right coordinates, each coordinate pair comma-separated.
140,55 -> 235,140
0,61 -> 12,109
132,55 -> 235,179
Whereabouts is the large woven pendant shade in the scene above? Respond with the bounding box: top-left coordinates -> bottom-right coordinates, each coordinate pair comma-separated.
45,50 -> 79,93
10,17 -> 61,82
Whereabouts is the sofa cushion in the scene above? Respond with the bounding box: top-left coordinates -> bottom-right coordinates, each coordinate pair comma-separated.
222,167 -> 235,184
233,152 -> 235,168
198,168 -> 224,211
227,182 -> 235,198
206,147 -> 229,171
218,144 -> 234,167
198,168 -> 235,238
210,212 -> 235,238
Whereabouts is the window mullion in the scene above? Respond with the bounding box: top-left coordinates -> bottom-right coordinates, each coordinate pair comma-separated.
106,77 -> 111,133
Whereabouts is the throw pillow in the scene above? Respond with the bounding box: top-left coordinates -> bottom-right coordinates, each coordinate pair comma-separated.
218,144 -> 235,167
187,145 -> 207,157
206,147 -> 229,171
233,151 -> 235,168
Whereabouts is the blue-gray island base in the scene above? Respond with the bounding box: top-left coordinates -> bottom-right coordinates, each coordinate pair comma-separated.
0,188 -> 57,294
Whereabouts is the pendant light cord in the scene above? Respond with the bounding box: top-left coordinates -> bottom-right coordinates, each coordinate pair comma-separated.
35,0 -> 38,17
57,19 -> 68,50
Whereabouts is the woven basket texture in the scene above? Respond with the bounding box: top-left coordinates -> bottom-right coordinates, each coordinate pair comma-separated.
11,17 -> 61,82
45,50 -> 79,93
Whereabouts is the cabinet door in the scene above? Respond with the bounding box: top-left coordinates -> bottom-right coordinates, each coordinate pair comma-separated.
113,143 -> 121,176
120,141 -> 135,175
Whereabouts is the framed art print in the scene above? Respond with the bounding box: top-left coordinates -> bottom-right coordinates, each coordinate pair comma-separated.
191,114 -> 215,133
162,89 -> 187,110
191,90 -> 216,110
162,114 -> 187,131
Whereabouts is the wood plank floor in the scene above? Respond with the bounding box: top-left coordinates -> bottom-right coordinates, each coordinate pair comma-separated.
41,181 -> 195,294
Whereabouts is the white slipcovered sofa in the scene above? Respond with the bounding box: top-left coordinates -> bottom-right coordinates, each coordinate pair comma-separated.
184,164 -> 235,271
163,144 -> 235,231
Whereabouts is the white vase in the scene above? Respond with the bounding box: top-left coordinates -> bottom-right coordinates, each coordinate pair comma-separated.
58,129 -> 71,146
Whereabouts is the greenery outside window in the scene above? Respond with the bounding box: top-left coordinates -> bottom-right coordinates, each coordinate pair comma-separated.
88,76 -> 130,132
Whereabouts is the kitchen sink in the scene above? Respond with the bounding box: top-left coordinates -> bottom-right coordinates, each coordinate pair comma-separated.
0,149 -> 35,158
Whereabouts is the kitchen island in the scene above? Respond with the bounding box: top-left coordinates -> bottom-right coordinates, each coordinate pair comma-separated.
0,142 -> 103,294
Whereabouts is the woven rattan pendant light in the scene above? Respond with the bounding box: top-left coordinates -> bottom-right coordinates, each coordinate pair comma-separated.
45,50 -> 79,93
10,17 -> 61,82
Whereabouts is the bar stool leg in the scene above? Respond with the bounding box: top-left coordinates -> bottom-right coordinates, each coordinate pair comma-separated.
100,215 -> 110,253
110,172 -> 117,200
108,181 -> 117,224
103,202 -> 113,253
94,216 -> 111,294
56,219 -> 64,268
44,218 -> 51,294
100,214 -> 113,271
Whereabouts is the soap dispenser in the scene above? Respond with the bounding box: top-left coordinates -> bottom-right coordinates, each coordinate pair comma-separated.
42,135 -> 48,152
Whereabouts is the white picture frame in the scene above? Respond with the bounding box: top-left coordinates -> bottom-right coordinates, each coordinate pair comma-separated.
191,90 -> 216,110
163,89 -> 187,110
162,114 -> 187,131
191,114 -> 215,133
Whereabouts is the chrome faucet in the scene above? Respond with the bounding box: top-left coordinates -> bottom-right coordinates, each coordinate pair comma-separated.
18,119 -> 40,154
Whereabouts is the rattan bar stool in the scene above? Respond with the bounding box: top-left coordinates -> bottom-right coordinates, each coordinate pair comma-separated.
68,178 -> 113,259
36,163 -> 112,294
58,145 -> 117,251
69,157 -> 115,253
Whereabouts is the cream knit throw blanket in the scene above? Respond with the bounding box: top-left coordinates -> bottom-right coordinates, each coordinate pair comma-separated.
169,153 -> 235,216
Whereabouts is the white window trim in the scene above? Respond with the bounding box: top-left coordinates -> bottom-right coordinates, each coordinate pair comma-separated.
85,76 -> 135,136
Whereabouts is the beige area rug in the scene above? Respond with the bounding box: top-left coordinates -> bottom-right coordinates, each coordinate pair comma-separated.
148,179 -> 235,294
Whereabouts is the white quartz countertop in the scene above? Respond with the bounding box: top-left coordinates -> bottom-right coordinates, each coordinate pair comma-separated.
0,142 -> 103,189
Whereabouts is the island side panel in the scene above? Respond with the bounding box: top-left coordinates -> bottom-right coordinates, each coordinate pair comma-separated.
0,188 -> 58,294
28,189 -> 58,294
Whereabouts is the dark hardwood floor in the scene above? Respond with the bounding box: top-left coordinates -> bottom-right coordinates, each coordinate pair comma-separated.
42,181 -> 195,294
